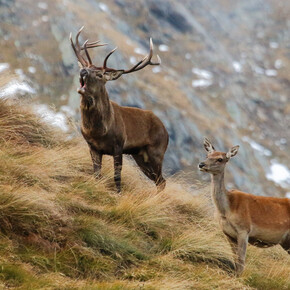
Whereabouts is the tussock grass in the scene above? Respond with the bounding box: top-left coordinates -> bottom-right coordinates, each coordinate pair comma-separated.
0,95 -> 289,288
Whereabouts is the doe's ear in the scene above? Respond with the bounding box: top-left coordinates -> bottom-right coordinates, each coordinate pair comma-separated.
226,145 -> 239,159
203,137 -> 215,153
104,70 -> 124,81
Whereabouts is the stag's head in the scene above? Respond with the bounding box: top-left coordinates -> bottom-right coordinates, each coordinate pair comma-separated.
70,27 -> 161,96
198,138 -> 239,174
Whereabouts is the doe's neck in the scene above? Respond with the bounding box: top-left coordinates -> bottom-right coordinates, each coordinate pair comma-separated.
210,171 -> 230,216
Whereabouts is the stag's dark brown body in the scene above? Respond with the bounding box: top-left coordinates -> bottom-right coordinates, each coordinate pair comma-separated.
71,27 -> 168,192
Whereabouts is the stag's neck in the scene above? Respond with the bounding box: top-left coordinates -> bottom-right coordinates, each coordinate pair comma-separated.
210,172 -> 230,216
81,86 -> 113,135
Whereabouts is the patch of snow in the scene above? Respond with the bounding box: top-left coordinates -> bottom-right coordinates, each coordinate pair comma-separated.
0,63 -> 10,73
152,66 -> 161,74
274,59 -> 283,69
158,44 -> 169,52
129,56 -> 137,64
185,53 -> 191,60
15,68 -> 24,77
242,136 -> 272,156
60,105 -> 75,117
34,104 -> 69,132
134,47 -> 146,55
232,61 -> 242,73
14,69 -> 26,81
99,3 -> 110,13
265,69 -> 277,77
274,138 -> 287,147
32,20 -> 39,27
253,66 -> 264,75
266,161 -> 290,189
286,192 -> 290,199
37,2 -> 48,9
192,68 -> 212,80
41,15 -> 49,22
0,80 -> 36,98
28,66 -> 36,74
192,79 -> 212,88
125,39 -> 133,46
269,41 -> 279,49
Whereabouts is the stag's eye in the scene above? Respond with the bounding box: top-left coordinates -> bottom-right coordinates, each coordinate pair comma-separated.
217,158 -> 223,162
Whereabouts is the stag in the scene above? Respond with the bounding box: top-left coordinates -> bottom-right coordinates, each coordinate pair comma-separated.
70,27 -> 168,193
199,138 -> 290,275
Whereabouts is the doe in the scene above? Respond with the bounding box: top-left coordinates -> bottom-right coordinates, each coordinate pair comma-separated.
199,138 -> 290,275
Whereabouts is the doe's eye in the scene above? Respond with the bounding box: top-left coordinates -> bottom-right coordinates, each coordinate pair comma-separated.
217,158 -> 223,162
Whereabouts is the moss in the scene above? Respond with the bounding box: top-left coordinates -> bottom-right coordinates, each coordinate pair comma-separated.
75,217 -> 147,264
245,273 -> 290,290
0,264 -> 33,287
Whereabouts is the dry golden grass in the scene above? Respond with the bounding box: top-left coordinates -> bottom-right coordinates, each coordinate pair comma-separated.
0,96 -> 289,289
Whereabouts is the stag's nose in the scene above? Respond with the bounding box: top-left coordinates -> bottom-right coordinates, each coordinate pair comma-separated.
199,162 -> 206,168
80,68 -> 88,78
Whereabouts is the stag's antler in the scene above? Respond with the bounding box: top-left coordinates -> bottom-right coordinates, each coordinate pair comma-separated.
101,38 -> 161,73
70,26 -> 107,67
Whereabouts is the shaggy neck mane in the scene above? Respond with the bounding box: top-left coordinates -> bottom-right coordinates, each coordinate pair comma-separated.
81,85 -> 113,135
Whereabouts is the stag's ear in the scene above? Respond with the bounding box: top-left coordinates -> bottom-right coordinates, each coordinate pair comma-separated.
226,145 -> 239,159
104,70 -> 124,81
204,137 -> 215,153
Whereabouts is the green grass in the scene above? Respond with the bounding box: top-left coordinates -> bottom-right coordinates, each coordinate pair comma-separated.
0,97 -> 289,289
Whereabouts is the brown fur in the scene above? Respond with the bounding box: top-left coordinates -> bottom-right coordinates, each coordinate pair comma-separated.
77,69 -> 168,193
70,29 -> 168,192
199,138 -> 290,275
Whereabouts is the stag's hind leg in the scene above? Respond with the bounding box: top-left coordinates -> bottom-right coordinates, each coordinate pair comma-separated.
147,146 -> 166,191
133,149 -> 166,192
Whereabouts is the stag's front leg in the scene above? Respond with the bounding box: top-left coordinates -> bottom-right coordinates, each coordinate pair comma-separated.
113,150 -> 123,193
89,147 -> 102,179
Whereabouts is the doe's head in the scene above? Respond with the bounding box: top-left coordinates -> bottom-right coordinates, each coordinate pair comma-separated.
198,137 -> 239,174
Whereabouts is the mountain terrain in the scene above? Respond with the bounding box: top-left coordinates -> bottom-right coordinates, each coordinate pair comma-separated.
0,97 -> 289,289
0,0 -> 289,197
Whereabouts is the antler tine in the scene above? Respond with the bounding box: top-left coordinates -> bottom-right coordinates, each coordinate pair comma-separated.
103,47 -> 118,69
70,26 -> 107,67
83,40 -> 92,65
70,26 -> 89,67
81,40 -> 108,50
122,38 -> 161,74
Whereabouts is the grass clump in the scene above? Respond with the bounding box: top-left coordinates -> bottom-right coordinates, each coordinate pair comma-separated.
0,96 -> 289,288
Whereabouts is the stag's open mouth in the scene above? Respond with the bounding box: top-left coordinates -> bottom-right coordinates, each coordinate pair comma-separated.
79,75 -> 86,88
78,75 -> 87,95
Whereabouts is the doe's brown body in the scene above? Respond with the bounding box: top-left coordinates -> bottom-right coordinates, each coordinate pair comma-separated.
199,138 -> 290,275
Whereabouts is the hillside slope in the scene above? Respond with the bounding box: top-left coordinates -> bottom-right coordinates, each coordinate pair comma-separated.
0,0 -> 289,197
0,99 -> 289,289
